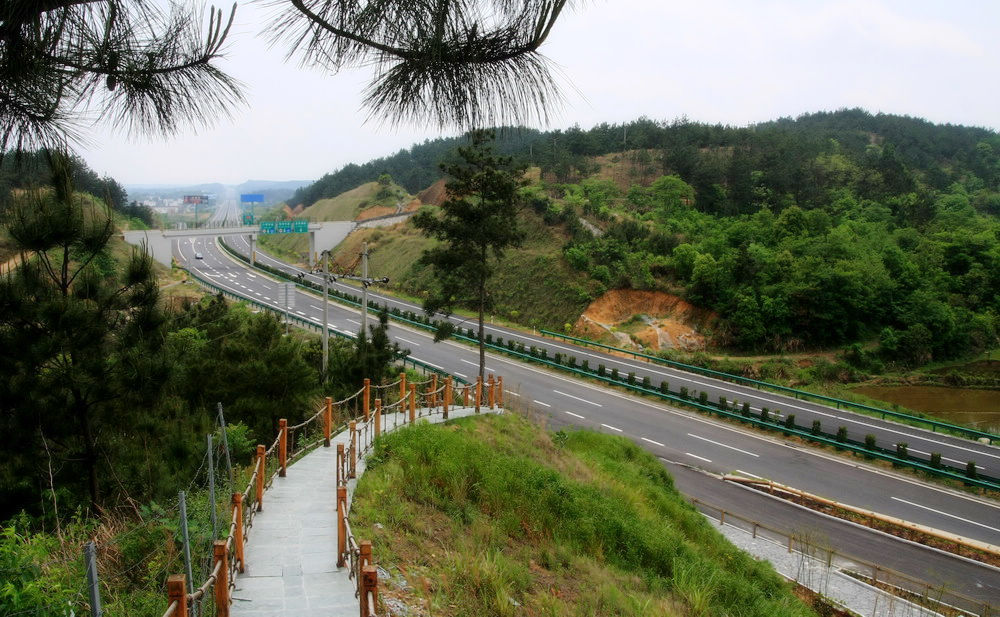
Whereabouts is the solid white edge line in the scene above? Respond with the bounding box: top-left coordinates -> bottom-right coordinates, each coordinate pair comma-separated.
533,400 -> 552,408
601,423 -> 622,432
686,452 -> 712,463
890,497 -> 1000,534
565,411 -> 584,419
642,437 -> 665,447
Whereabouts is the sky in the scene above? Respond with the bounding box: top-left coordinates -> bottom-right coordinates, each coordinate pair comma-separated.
76,0 -> 1000,186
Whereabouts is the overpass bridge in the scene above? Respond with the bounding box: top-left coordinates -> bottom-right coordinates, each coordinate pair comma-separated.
123,221 -> 355,269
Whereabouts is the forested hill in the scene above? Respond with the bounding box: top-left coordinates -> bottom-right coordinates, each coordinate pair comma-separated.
0,150 -> 128,211
290,109 -> 1000,213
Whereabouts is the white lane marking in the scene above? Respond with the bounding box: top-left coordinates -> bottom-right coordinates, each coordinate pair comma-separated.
533,400 -> 552,408
736,469 -> 764,479
891,497 -> 1000,534
411,357 -> 444,370
642,437 -> 665,447
308,317 -> 321,323
565,411 -> 585,419
908,448 -> 985,470
505,390 -> 521,397
687,433 -> 760,458
553,389 -> 602,407
686,452 -> 712,463
454,372 -> 468,378
346,319 -> 361,325
263,296 -> 271,301
296,311 -> 306,316
601,423 -> 622,432
396,337 -> 421,347
460,358 -> 495,372
246,273 -> 257,278
254,292 -> 261,296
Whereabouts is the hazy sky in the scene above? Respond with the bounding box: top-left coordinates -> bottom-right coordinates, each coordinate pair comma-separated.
77,0 -> 1000,186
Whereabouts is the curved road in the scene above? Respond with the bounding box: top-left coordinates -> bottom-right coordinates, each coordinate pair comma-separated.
175,235 -> 1000,606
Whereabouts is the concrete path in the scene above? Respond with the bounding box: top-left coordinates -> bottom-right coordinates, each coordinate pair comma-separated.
231,404 -> 497,617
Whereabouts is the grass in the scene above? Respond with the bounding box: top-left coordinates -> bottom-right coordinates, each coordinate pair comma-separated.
351,413 -> 818,617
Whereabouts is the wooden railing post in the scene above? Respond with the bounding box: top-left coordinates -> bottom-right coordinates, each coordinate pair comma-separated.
443,377 -> 451,419
362,566 -> 378,617
255,445 -> 265,511
363,378 -> 371,421
337,485 -> 347,568
278,419 -> 288,477
232,493 -> 245,573
399,372 -> 406,403
430,374 -> 438,409
409,384 -> 416,423
324,396 -> 332,447
213,540 -> 229,617
498,376 -> 504,407
488,374 -> 496,409
463,384 -> 469,407
349,421 -> 357,479
336,443 -> 344,486
374,398 -> 382,437
167,574 -> 188,617
359,539 -> 372,571
475,376 -> 482,413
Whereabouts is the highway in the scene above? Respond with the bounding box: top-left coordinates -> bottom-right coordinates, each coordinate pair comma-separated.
175,235 -> 1000,605
224,233 -> 1000,480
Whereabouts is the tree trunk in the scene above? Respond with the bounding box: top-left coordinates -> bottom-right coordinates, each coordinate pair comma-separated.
78,398 -> 100,511
478,275 -> 486,382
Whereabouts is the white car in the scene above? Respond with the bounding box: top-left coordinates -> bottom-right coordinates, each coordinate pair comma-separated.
195,252 -> 203,260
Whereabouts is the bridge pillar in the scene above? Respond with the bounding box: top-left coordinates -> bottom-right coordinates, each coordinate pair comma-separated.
248,234 -> 256,267
309,231 -> 316,266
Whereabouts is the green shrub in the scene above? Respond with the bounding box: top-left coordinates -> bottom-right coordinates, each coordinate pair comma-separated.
554,352 -> 562,364
611,368 -> 619,381
896,443 -> 908,459
784,414 -> 795,429
627,372 -> 636,385
699,391 -> 708,405
718,396 -> 727,411
836,426 -> 848,443
760,407 -> 769,422
811,420 -> 822,436
680,386 -> 689,399
865,434 -> 877,452
660,380 -> 669,394
582,360 -> 590,371
569,356 -> 577,368
598,364 -> 606,377
741,402 -> 750,416
930,452 -> 942,468
966,461 -> 978,479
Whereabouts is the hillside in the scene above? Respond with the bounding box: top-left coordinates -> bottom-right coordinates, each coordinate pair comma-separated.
351,413 -> 819,617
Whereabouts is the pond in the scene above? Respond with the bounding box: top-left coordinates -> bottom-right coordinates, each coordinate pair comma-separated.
852,385 -> 1000,433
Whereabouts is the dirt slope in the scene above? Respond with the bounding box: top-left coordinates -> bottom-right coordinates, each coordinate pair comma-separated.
575,289 -> 717,351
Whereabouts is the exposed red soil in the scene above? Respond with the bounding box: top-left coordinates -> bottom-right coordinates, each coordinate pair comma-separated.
416,178 -> 448,207
575,289 -> 717,351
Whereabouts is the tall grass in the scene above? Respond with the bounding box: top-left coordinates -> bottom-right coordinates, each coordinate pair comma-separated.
353,414 -> 817,617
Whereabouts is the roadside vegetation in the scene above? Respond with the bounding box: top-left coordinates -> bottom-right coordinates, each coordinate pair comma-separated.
352,412 -> 819,617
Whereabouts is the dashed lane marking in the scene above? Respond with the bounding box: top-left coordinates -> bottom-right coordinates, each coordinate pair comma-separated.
687,433 -> 760,458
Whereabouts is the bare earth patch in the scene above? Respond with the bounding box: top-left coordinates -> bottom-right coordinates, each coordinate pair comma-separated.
574,289 -> 717,351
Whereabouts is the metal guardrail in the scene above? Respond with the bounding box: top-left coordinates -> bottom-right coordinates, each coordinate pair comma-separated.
206,240 -> 999,489
540,330 -> 999,444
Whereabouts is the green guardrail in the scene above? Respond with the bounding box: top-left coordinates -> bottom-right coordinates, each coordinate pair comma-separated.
465,337 -> 1000,492
210,241 -> 999,489
540,329 -> 999,444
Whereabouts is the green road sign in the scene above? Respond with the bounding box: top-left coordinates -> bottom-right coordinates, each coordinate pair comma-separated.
260,221 -> 276,234
293,220 -> 309,233
277,221 -> 293,233
242,213 -> 255,225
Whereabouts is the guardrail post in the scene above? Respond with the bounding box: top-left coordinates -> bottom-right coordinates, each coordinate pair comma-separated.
363,378 -> 371,421
336,443 -> 344,486
213,540 -> 229,617
349,421 -> 357,479
409,384 -> 416,423
399,372 -> 406,403
488,374 -> 496,409
324,397 -> 332,447
232,493 -> 245,573
167,574 -> 188,617
475,376 -> 482,414
430,374 -> 438,409
497,376 -> 503,407
337,485 -> 347,568
359,539 -> 372,571
443,377 -> 451,419
374,399 -> 382,437
255,445 -> 265,511
279,419 -> 288,477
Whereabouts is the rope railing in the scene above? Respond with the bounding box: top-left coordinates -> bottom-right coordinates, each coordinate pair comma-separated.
161,370 -> 500,617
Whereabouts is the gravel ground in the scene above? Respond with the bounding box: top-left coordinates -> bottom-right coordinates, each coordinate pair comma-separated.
706,514 -> 943,617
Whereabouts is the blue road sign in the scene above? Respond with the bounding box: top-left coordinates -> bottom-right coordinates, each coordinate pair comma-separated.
241,193 -> 265,203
